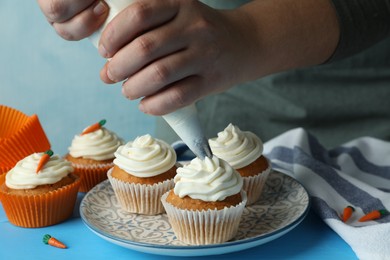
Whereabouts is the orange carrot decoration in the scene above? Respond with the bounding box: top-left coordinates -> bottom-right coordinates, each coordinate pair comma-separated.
36,149 -> 54,173
341,206 -> 355,222
43,234 -> 67,249
81,119 -> 106,135
359,209 -> 389,222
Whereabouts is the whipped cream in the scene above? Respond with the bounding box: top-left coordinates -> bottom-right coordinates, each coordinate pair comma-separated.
6,153 -> 73,189
209,124 -> 263,169
113,134 -> 176,178
69,127 -> 123,160
173,156 -> 243,202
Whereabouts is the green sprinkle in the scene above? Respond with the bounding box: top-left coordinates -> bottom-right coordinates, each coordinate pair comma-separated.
99,119 -> 107,126
45,150 -> 54,157
43,234 -> 52,244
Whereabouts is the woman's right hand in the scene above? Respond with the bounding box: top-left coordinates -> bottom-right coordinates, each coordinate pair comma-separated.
36,0 -> 109,40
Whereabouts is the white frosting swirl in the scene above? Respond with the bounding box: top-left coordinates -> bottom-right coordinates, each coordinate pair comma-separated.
173,156 -> 243,202
5,153 -> 73,189
209,124 -> 263,169
68,127 -> 123,160
113,134 -> 176,178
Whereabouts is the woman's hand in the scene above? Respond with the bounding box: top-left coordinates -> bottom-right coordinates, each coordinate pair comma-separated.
98,0 -> 255,116
36,0 -> 109,40
36,0 -> 339,117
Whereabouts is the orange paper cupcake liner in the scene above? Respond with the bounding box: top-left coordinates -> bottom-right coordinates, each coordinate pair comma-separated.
0,175 -> 81,228
72,163 -> 114,192
0,173 -> 5,202
0,166 -> 11,176
0,106 -> 50,168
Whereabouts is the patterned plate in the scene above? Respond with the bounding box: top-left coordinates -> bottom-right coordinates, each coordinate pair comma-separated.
80,171 -> 310,256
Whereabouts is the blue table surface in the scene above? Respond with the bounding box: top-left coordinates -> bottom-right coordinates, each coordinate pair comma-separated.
0,193 -> 357,260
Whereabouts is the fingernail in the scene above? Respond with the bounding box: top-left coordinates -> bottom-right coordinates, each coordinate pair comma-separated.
139,103 -> 146,113
107,69 -> 115,82
93,1 -> 107,16
98,44 -> 108,58
121,88 -> 131,100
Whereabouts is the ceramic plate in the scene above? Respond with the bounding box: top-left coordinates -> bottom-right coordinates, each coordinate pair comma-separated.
80,171 -> 310,256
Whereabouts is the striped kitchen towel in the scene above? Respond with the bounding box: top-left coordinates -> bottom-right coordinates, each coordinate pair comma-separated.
264,128 -> 390,260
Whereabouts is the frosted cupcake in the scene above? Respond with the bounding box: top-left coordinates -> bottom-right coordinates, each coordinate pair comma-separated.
161,156 -> 247,245
108,134 -> 177,215
0,150 -> 80,228
209,123 -> 271,205
65,119 -> 123,192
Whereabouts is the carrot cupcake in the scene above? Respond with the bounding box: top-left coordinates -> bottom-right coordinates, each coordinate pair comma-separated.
161,156 -> 246,245
108,134 -> 177,215
0,150 -> 80,228
65,119 -> 123,192
209,123 -> 271,205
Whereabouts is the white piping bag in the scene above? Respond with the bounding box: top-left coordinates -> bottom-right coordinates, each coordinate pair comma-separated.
162,104 -> 212,159
89,0 -> 212,159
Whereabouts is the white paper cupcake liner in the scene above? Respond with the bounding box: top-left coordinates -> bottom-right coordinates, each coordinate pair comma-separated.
161,191 -> 247,245
242,160 -> 272,205
107,168 -> 174,215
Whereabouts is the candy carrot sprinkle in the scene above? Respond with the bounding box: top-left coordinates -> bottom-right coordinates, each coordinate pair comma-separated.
359,209 -> 389,222
43,234 -> 67,249
81,119 -> 106,135
36,149 -> 53,173
341,206 -> 355,222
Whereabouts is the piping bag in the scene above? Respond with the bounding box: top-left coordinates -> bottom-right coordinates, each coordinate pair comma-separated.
89,0 -> 212,159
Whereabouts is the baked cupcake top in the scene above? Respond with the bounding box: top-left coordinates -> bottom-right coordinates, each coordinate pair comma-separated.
5,152 -> 73,189
209,123 -> 263,169
68,124 -> 123,161
173,156 -> 243,202
113,134 -> 176,178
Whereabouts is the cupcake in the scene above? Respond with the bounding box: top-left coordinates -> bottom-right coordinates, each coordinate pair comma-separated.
161,156 -> 246,245
108,134 -> 177,215
209,123 -> 271,205
0,150 -> 80,228
65,119 -> 123,192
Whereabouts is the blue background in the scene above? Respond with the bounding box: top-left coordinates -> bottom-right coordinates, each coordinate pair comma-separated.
0,0 -> 155,155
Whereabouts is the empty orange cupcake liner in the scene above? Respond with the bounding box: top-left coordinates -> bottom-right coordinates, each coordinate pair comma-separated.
0,166 -> 11,176
0,175 -> 81,228
0,106 -> 50,169
71,162 -> 114,192
0,105 -> 29,138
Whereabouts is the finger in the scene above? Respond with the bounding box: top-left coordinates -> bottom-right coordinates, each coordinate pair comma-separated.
52,1 -> 109,40
100,62 -> 116,84
37,0 -> 98,23
99,0 -> 179,58
137,76 -> 204,116
105,22 -> 187,83
120,48 -> 203,100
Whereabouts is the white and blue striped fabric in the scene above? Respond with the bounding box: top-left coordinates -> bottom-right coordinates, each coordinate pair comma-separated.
263,128 -> 390,260
172,127 -> 390,260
